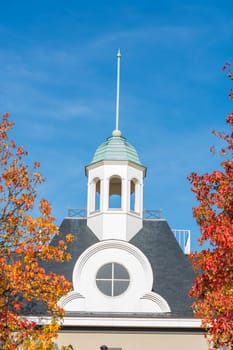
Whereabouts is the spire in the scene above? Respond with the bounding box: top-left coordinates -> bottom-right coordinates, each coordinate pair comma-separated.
112,49 -> 122,137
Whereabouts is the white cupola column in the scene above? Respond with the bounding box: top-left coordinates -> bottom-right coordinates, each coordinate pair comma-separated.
99,178 -> 104,211
102,176 -> 109,211
121,178 -> 128,211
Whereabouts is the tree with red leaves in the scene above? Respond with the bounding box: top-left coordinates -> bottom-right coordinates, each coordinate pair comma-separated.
0,113 -> 74,350
188,66 -> 233,349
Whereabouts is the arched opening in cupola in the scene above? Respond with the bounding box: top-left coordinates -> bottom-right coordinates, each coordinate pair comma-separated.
95,178 -> 101,211
90,177 -> 101,212
109,175 -> 122,209
130,178 -> 139,212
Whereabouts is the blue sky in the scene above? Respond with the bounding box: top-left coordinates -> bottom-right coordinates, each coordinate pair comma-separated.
0,0 -> 232,251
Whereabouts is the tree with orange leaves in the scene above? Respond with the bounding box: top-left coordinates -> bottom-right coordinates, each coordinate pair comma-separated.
188,65 -> 233,349
0,113 -> 73,349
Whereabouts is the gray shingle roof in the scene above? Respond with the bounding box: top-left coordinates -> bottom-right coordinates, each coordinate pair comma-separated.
130,220 -> 195,314
44,218 -> 99,282
41,218 -> 195,318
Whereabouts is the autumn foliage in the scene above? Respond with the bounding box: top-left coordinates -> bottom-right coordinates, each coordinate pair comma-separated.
188,67 -> 233,349
0,113 -> 73,349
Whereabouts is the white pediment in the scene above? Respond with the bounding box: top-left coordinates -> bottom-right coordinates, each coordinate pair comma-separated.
59,240 -> 170,313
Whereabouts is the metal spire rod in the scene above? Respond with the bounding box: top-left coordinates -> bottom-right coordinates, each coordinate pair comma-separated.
115,49 -> 121,131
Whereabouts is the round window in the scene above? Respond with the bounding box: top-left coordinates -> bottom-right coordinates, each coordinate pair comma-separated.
96,262 -> 130,296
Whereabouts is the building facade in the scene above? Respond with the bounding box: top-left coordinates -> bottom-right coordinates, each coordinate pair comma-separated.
36,128 -> 208,350
33,52 -> 208,350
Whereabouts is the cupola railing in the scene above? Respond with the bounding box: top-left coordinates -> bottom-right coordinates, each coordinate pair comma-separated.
66,208 -> 191,254
67,208 -> 163,219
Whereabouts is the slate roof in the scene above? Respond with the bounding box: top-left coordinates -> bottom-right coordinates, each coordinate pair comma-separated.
131,220 -> 195,314
42,218 -> 195,318
44,218 -> 99,282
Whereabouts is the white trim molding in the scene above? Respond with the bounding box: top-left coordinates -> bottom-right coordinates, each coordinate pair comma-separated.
25,315 -> 202,329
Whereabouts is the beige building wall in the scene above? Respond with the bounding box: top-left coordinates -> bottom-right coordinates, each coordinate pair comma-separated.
56,330 -> 208,350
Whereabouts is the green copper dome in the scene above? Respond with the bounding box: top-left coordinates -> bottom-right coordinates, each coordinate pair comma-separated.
91,133 -> 141,165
